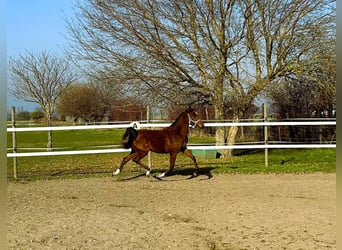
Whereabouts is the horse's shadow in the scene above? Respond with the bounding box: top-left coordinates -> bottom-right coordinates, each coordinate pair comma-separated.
117,166 -> 216,182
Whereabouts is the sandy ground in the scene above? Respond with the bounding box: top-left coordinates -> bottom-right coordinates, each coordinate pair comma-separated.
7,172 -> 335,249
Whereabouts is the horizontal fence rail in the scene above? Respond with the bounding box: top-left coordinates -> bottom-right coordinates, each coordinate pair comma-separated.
6,144 -> 335,158
6,120 -> 336,132
7,120 -> 336,158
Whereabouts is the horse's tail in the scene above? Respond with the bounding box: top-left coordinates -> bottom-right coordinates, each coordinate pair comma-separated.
121,127 -> 138,149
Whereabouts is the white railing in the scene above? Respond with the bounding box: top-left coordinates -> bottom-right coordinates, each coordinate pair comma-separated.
6,120 -> 336,178
7,120 -> 336,158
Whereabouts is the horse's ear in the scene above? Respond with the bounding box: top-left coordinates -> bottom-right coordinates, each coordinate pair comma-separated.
186,107 -> 194,113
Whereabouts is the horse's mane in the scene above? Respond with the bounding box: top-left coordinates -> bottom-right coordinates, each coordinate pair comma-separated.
170,111 -> 186,127
169,108 -> 193,127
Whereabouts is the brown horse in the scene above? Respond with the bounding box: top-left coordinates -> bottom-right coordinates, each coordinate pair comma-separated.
113,108 -> 204,178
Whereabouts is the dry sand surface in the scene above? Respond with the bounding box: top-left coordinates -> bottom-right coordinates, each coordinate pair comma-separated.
7,173 -> 335,249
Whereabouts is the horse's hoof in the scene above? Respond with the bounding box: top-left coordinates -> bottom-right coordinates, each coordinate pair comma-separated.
158,172 -> 166,178
146,170 -> 151,176
113,169 -> 121,176
193,171 -> 199,177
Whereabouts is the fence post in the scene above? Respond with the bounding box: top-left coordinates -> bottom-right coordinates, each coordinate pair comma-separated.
263,103 -> 269,167
147,105 -> 152,170
11,106 -> 18,178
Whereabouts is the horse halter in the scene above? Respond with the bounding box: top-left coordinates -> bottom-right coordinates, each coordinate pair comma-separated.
187,113 -> 201,128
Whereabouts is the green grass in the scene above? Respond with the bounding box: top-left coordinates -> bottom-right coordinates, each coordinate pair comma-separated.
214,148 -> 336,174
7,129 -> 125,150
7,129 -> 336,181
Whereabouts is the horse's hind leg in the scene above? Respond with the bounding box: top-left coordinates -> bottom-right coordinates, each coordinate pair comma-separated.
183,148 -> 199,176
113,152 -> 138,176
158,152 -> 177,178
132,151 -> 151,176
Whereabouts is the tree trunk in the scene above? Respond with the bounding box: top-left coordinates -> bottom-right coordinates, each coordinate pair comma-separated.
214,83 -> 229,158
47,115 -> 53,151
227,116 -> 239,157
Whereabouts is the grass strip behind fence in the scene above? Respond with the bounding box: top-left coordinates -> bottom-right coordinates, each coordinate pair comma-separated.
7,128 -> 335,180
7,148 -> 335,181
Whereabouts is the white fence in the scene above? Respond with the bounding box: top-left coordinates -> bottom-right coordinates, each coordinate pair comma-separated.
7,120 -> 336,158
6,120 -> 336,178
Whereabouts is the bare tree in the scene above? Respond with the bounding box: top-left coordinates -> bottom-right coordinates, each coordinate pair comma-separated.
215,0 -> 335,153
9,51 -> 78,149
270,33 -> 336,118
57,83 -> 107,123
67,0 -> 335,157
67,0 -> 245,129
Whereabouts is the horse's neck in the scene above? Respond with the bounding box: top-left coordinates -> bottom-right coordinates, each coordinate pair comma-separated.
170,114 -> 188,137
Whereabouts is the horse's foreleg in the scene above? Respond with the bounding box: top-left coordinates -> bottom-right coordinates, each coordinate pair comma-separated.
158,152 -> 177,178
183,149 -> 199,176
113,152 -> 138,176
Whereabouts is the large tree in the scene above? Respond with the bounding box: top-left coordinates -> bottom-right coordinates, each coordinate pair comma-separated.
9,51 -> 78,149
270,34 -> 336,119
57,83 -> 106,123
67,0 -> 335,157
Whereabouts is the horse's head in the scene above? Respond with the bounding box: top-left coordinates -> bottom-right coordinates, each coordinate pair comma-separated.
186,108 -> 204,129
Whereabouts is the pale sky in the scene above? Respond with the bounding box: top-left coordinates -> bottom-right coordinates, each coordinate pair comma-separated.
7,0 -> 78,111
